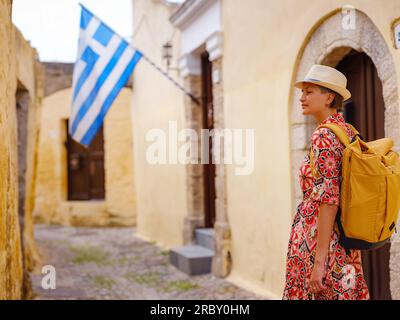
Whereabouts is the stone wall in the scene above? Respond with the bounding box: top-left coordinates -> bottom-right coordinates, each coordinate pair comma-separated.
43,62 -> 74,97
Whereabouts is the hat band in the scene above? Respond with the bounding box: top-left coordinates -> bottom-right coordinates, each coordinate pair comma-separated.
304,78 -> 321,82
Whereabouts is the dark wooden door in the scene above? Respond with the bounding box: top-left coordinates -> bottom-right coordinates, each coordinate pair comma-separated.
67,120 -> 105,200
337,50 -> 391,300
201,52 -> 216,228
87,129 -> 106,199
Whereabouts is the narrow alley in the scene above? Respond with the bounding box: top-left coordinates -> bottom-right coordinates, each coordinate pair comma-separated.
30,225 -> 265,300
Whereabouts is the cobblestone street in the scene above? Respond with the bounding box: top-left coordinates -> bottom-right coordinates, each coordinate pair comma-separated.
30,224 -> 266,300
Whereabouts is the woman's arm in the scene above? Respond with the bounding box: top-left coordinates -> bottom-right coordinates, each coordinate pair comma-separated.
315,203 -> 338,263
309,127 -> 342,293
310,203 -> 339,293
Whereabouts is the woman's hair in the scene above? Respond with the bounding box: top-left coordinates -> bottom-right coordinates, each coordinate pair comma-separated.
318,86 -> 344,112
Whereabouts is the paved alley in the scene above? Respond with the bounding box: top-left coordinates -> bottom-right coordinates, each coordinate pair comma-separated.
30,224 -> 266,300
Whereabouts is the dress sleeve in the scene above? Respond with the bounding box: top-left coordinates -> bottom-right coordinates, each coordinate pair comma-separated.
309,128 -> 341,206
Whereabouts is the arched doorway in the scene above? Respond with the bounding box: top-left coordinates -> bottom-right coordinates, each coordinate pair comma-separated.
336,49 -> 391,300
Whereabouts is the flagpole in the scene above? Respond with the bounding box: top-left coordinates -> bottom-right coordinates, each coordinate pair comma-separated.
137,52 -> 201,106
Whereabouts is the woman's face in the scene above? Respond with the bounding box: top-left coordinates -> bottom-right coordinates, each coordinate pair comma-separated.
299,83 -> 334,116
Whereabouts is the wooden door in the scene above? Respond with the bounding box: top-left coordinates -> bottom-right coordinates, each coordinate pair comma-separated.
201,52 -> 216,228
66,120 -> 105,200
336,50 -> 391,300
87,129 -> 106,199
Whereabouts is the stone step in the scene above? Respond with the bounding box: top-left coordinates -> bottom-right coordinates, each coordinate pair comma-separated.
169,245 -> 214,276
195,228 -> 215,251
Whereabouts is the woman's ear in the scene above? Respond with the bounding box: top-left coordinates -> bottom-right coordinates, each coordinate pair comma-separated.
326,92 -> 335,106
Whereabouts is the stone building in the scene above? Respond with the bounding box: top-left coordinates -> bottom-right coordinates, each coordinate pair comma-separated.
131,0 -> 400,299
34,63 -> 137,227
0,0 -> 43,299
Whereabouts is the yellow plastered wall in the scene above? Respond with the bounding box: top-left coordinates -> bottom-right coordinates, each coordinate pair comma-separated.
34,88 -> 137,227
14,27 -> 43,275
0,0 -> 43,299
0,1 -> 22,298
221,0 -> 400,298
131,0 -> 187,248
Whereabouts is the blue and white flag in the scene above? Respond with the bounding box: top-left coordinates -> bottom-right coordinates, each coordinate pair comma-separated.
70,5 -> 142,146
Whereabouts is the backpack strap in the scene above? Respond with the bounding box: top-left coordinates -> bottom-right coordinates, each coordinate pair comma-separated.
319,123 -> 351,147
309,123 -> 352,176
346,123 -> 360,136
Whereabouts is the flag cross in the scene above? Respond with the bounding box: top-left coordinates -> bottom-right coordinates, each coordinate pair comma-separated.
70,4 -> 200,147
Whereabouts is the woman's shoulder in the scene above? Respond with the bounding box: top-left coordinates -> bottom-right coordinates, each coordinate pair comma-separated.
311,126 -> 348,152
311,126 -> 336,145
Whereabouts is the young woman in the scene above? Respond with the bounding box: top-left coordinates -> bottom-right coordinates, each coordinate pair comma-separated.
282,64 -> 370,300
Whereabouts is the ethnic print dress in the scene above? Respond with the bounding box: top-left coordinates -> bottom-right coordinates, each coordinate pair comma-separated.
282,113 -> 370,300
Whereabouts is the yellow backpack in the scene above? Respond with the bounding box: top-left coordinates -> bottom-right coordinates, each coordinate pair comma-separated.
310,122 -> 400,252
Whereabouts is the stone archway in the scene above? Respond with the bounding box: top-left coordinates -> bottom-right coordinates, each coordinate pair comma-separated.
290,9 -> 400,298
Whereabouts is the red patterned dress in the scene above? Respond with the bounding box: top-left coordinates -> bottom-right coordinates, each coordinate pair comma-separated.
282,113 -> 370,300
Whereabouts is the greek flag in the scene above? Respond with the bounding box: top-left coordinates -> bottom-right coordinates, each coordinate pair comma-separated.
70,5 -> 142,146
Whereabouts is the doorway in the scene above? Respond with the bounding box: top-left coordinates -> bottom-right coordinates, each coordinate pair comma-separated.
201,52 -> 216,228
336,49 -> 391,300
16,85 -> 31,297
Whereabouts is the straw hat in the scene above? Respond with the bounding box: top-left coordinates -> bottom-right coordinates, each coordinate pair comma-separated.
294,64 -> 351,101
